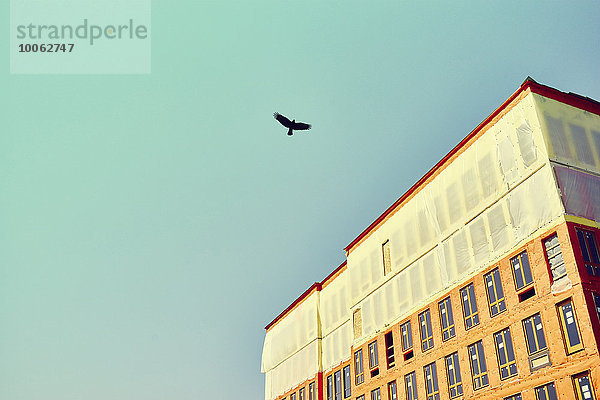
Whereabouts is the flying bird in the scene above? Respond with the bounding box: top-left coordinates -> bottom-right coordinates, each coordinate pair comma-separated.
274,112 -> 311,136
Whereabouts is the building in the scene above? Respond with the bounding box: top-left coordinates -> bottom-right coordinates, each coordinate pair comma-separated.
261,78 -> 600,400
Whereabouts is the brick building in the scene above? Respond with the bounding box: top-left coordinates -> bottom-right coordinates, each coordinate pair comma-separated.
261,78 -> 600,400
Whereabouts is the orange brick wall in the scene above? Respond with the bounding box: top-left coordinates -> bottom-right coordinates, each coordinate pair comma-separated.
276,220 -> 600,400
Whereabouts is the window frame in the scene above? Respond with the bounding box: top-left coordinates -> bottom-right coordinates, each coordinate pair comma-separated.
445,352 -> 463,398
405,371 -> 418,400
424,362 -> 440,400
370,387 -> 381,400
504,395 -> 523,400
460,283 -> 479,330
468,340 -> 489,390
510,250 -> 534,291
494,327 -> 518,380
343,365 -> 351,398
309,382 -> 315,400
327,374 -> 333,400
400,319 -> 413,352
439,297 -> 456,341
334,369 -> 342,400
368,340 -> 379,370
593,293 -> 600,323
573,372 -> 597,400
576,228 -> 600,277
387,380 -> 397,400
384,331 -> 395,369
535,382 -> 558,400
419,309 -> 434,352
485,268 -> 507,317
522,313 -> 548,355
291,393 -> 297,400
299,387 -> 305,400
557,299 -> 584,354
354,349 -> 364,385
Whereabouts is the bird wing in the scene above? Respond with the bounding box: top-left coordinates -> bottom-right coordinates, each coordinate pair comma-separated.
292,122 -> 311,130
274,112 -> 292,128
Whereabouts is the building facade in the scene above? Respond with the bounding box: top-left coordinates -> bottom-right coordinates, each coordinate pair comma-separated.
261,79 -> 600,400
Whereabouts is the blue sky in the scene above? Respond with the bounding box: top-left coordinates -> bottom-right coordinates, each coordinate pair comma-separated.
1,1 -> 600,399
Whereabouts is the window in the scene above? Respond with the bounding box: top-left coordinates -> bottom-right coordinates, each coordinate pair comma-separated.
401,319 -> 413,360
327,375 -> 333,400
357,396 -> 365,400
387,381 -> 397,400
343,366 -> 351,398
419,309 -> 434,351
309,382 -> 315,400
368,340 -> 379,376
405,372 -> 418,400
505,395 -> 523,400
523,313 -> 547,354
460,283 -> 479,329
544,234 -> 566,281
557,299 -> 584,354
593,293 -> 600,323
384,331 -> 395,369
424,362 -> 440,400
300,388 -> 305,400
334,370 -> 342,400
535,382 -> 558,400
445,352 -> 463,398
382,240 -> 392,275
573,372 -> 596,400
485,268 -> 506,316
511,251 -> 534,290
354,349 -> 364,385
439,297 -> 456,341
468,341 -> 489,390
371,388 -> 381,400
291,393 -> 297,400
576,228 -> 600,277
494,327 -> 518,379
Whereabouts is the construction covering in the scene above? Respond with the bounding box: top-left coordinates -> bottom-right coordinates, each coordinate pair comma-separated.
261,291 -> 320,400
346,92 -> 562,342
261,88 -> 600,400
533,93 -> 600,222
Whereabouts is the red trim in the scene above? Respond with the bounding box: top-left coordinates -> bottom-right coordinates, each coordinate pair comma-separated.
265,261 -> 347,331
264,282 -> 321,331
344,78 -> 600,254
317,371 -> 324,400
321,261 -> 347,287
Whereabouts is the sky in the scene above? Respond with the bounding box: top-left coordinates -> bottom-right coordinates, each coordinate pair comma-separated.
1,1 -> 600,399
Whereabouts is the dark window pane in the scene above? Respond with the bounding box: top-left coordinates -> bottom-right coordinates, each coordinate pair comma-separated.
343,366 -> 351,398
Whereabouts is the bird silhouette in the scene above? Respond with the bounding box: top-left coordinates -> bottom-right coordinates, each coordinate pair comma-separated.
274,112 -> 311,136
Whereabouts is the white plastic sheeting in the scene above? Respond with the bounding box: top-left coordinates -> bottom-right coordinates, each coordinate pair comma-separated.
535,93 -> 600,174
264,340 -> 320,400
322,321 -> 352,372
346,93 -> 549,321
353,164 -> 563,339
261,292 -> 319,373
320,270 -> 350,337
554,165 -> 600,222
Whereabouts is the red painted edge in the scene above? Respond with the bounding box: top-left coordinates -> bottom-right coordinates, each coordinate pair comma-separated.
343,78 -> 600,254
265,261 -> 347,331
317,371 -> 324,400
264,282 -> 320,331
